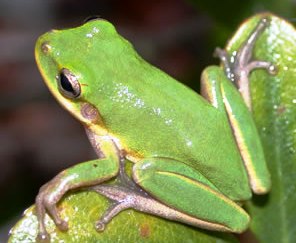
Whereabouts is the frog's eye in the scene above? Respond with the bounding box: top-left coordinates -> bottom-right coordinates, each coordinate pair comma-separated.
57,68 -> 81,99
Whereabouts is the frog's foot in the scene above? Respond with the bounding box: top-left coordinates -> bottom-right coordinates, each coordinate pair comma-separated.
92,184 -> 149,231
35,177 -> 69,241
91,183 -> 231,233
215,17 -> 277,109
90,155 -> 151,231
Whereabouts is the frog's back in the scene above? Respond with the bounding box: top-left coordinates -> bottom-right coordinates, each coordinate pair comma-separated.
96,44 -> 251,201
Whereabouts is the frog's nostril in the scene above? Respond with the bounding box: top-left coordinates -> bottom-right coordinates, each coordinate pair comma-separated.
41,42 -> 51,54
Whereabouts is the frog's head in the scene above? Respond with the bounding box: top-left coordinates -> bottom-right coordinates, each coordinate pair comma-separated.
35,18 -> 134,128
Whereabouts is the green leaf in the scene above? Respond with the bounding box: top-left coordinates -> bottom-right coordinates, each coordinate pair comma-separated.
226,13 -> 296,243
8,191 -> 237,242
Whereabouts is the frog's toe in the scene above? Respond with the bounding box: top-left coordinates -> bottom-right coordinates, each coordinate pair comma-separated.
94,199 -> 130,232
37,231 -> 50,243
246,60 -> 277,76
53,215 -> 68,231
91,184 -> 144,232
267,63 -> 277,75
35,193 -> 50,241
46,202 -> 68,231
35,183 -> 68,241
95,220 -> 106,232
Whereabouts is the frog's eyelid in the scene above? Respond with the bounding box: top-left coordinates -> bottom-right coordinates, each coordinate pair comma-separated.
83,15 -> 105,24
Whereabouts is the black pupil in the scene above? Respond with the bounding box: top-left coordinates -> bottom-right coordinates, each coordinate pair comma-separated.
60,72 -> 74,93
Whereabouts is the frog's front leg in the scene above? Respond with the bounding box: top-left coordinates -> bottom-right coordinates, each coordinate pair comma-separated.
215,17 -> 276,110
35,134 -> 120,240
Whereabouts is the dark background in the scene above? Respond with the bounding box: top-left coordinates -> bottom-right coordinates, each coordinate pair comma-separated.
0,0 -> 295,241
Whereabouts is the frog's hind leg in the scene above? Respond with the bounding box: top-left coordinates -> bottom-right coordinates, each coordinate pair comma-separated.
133,158 -> 250,233
201,65 -> 271,194
92,157 -> 250,233
200,17 -> 275,195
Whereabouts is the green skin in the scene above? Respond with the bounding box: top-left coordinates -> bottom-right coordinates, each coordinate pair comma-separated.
35,17 -> 274,240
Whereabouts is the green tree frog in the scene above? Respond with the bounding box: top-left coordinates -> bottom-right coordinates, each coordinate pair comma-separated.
34,17 -> 275,240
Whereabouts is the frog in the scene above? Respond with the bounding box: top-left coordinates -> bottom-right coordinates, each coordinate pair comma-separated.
34,16 -> 275,240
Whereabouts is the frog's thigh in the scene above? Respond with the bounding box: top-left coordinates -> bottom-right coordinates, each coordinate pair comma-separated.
133,157 -> 249,233
201,66 -> 271,194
